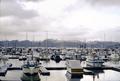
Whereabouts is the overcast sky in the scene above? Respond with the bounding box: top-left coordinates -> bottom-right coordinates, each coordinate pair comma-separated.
0,0 -> 120,41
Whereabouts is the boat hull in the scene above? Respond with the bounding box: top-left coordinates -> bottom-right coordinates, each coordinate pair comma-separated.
86,61 -> 104,67
23,67 -> 39,76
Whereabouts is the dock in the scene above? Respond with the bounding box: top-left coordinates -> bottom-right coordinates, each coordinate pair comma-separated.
46,67 -> 66,70
39,66 -> 50,75
4,66 -> 120,72
111,67 -> 120,72
84,69 -> 94,75
0,63 -> 12,76
8,57 -> 19,59
0,80 -> 21,81
8,67 -> 22,70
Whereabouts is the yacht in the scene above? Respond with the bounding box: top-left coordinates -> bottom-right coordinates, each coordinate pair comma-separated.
66,60 -> 83,78
110,52 -> 120,61
19,55 -> 27,61
86,52 -> 104,67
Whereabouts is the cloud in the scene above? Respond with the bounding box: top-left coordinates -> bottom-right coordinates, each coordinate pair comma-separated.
104,27 -> 120,42
0,0 -> 38,19
0,0 -> 120,41
86,0 -> 120,6
22,0 -> 42,2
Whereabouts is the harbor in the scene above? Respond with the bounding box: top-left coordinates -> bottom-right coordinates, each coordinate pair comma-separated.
0,47 -> 120,81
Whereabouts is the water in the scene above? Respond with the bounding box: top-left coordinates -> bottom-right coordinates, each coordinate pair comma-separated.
0,59 -> 120,81
0,70 -> 120,81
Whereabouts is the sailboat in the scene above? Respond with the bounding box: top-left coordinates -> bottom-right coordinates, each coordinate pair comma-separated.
22,49 -> 40,76
22,33 -> 40,76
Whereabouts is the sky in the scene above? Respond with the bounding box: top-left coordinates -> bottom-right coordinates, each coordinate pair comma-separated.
0,0 -> 120,41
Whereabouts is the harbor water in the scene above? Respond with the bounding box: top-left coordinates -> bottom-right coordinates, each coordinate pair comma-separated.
0,59 -> 120,81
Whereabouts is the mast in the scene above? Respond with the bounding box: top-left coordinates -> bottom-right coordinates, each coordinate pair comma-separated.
103,32 -> 105,49
26,32 -> 28,48
45,31 -> 48,56
32,32 -> 35,60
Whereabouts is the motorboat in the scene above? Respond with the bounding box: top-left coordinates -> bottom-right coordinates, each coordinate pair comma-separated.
66,60 -> 83,78
109,52 -> 120,61
86,52 -> 104,67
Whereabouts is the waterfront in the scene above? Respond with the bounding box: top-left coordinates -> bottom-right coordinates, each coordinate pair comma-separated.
0,59 -> 120,81
0,68 -> 120,81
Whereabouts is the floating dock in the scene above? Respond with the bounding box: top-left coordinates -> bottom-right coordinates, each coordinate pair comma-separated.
0,63 -> 12,76
6,66 -> 120,72
46,67 -> 66,70
112,67 -> 120,72
39,66 -> 50,75
8,57 -> 19,59
0,80 -> 21,81
8,67 -> 22,70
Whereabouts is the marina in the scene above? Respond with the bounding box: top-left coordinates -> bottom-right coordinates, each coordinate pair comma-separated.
0,47 -> 120,81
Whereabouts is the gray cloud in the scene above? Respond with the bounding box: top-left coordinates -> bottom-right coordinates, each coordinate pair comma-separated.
91,27 -> 120,42
0,0 -> 38,19
21,0 -> 42,2
105,27 -> 120,41
0,14 -> 53,36
85,0 -> 120,6
0,0 -> 120,41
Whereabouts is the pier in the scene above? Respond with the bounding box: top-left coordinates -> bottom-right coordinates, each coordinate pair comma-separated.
39,66 -> 50,75
46,67 -> 66,70
0,63 -> 12,76
5,66 -> 120,72
112,67 -> 120,72
8,67 -> 22,70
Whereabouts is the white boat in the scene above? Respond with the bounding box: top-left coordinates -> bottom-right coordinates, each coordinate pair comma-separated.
19,55 -> 27,60
110,52 -> 120,61
0,54 -> 12,76
66,60 -> 83,77
22,59 -> 40,76
86,52 -> 104,67
22,53 -> 40,76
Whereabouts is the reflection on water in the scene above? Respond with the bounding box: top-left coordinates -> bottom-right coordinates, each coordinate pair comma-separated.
0,59 -> 120,81
66,71 -> 83,81
21,74 -> 40,81
0,70 -> 120,81
41,60 -> 66,67
83,70 -> 104,81
82,70 -> 120,81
